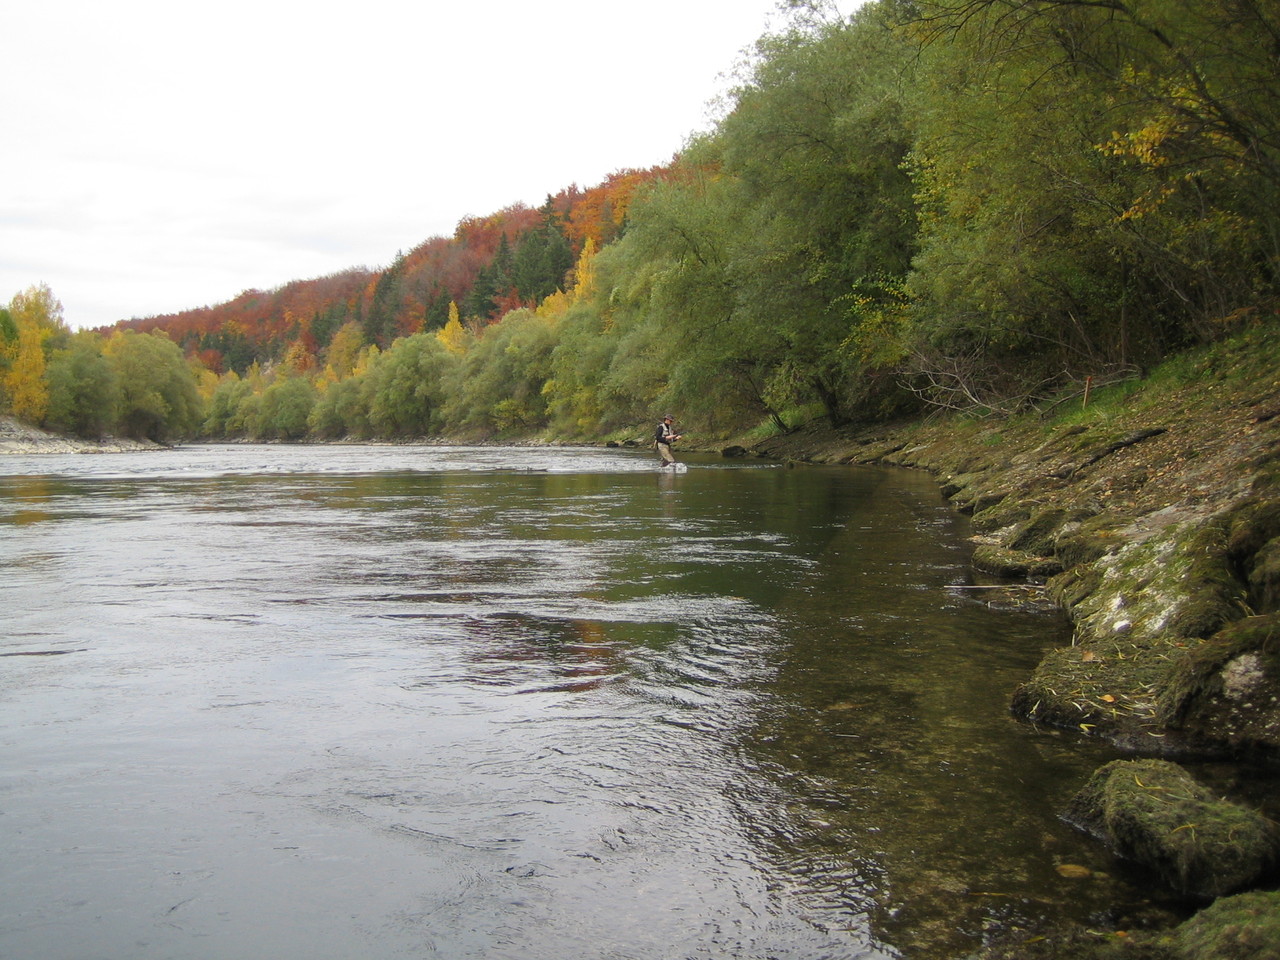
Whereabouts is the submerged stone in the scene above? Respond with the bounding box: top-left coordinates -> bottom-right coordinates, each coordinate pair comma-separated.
1064,759 -> 1279,898
1173,890 -> 1280,960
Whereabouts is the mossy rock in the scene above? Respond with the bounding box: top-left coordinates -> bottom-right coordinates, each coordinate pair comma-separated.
1157,614 -> 1280,757
940,471 -> 984,506
1008,505 -> 1101,557
1246,536 -> 1280,612
970,488 -> 1009,515
1162,520 -> 1250,640
1055,514 -> 1126,569
972,542 -> 1064,579
1065,759 -> 1279,898
1174,890 -> 1280,960
1048,565 -> 1105,612
1224,499 -> 1280,559
972,499 -> 1034,534
1224,497 -> 1280,613
1072,515 -> 1246,647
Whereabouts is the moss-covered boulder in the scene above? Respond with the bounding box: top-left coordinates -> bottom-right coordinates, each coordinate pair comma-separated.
971,542 -> 1065,578
1226,497 -> 1280,614
1158,614 -> 1280,757
1007,506 -> 1083,557
1174,890 -> 1280,960
1065,759 -> 1279,898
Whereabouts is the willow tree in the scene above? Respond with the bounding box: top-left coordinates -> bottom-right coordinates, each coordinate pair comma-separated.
905,0 -> 1280,408
446,308 -> 558,435
711,1 -> 921,424
600,159 -> 790,434
362,332 -> 456,437
44,333 -> 119,438
596,5 -> 920,429
102,330 -> 202,441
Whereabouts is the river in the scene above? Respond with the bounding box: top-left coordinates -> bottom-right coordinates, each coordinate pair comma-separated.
1,444 -> 1156,959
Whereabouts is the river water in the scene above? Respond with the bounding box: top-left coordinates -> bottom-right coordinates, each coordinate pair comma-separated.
1,444 -> 1149,959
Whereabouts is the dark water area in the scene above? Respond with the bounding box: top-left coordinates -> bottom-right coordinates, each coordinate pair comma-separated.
1,445 -> 1151,959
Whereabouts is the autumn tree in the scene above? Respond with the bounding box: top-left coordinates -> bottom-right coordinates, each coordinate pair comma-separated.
436,302 -> 471,356
321,320 -> 368,381
3,285 -> 68,423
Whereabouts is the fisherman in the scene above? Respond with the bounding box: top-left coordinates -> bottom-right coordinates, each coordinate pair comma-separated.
655,414 -> 682,467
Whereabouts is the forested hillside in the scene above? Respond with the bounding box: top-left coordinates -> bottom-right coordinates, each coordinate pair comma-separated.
3,0 -> 1276,443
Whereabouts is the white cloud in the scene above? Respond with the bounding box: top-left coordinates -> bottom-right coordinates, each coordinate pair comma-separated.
3,0 -> 858,328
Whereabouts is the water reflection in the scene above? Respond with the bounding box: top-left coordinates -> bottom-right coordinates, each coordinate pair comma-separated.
0,445 -> 1138,959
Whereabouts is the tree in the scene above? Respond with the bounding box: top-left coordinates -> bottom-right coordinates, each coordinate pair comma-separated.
364,333 -> 455,436
365,252 -> 408,347
3,284 -> 68,422
436,302 -> 471,356
0,307 -> 15,385
308,373 -> 371,439
255,377 -> 317,440
447,309 -> 557,434
513,201 -> 575,304
203,373 -> 255,437
44,333 -> 119,438
103,330 -> 203,441
908,0 -> 1280,387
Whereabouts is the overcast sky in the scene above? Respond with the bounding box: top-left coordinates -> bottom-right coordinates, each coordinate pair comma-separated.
4,1 -> 856,330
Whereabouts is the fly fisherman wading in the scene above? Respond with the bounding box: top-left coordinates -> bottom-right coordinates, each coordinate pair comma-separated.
655,414 -> 683,467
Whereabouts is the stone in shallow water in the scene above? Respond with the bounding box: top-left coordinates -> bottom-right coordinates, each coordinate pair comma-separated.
1064,758 -> 1279,898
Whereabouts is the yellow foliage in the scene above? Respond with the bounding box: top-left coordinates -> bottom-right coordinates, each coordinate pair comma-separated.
3,284 -> 64,421
570,237 -> 597,303
193,364 -> 221,402
352,344 -> 380,376
536,289 -> 571,323
436,302 -> 471,356
5,324 -> 49,421
282,339 -> 316,375
325,321 -> 366,379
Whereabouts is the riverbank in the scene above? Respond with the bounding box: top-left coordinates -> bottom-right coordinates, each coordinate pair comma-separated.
746,327 -> 1280,958
0,417 -> 164,454
750,329 -> 1280,761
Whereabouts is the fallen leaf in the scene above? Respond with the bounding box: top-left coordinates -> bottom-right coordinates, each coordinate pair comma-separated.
1056,863 -> 1092,879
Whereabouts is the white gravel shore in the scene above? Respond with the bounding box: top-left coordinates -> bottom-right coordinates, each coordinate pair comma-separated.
0,416 -> 163,454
